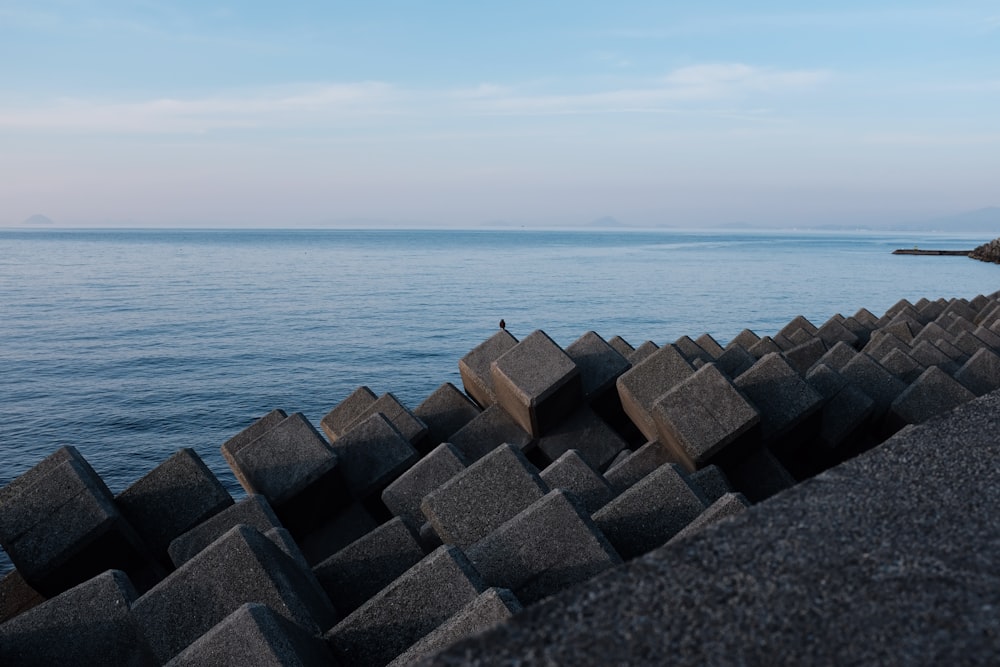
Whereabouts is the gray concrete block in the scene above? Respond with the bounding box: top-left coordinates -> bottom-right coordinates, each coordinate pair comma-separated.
116,448 -> 233,566
320,386 -> 378,442
605,448 -> 631,471
0,569 -> 155,667
726,329 -> 761,351
603,440 -> 675,493
805,363 -> 876,450
468,489 -> 622,603
862,331 -> 911,363
324,545 -> 486,667
715,343 -> 756,379
945,314 -> 977,338
220,409 -> 288,464
838,352 -> 908,417
917,298 -> 947,324
608,335 -> 635,358
933,337 -> 969,364
615,344 -> 695,441
381,443 -> 467,529
778,315 -> 818,340
674,335 -> 714,364
491,329 -> 582,437
953,330 -> 990,359
939,298 -> 978,324
592,463 -> 707,560
536,405 -> 628,471
816,316 -> 860,348
884,298 -> 918,320
721,447 -> 796,503
852,306 -> 879,328
882,314 -> 920,343
565,331 -> 631,402
297,503 -> 380,566
540,450 -> 616,513
839,315 -> 874,345
734,353 -> 824,443
668,492 -> 750,544
345,392 -> 429,448
387,587 -> 522,667
694,333 -> 726,359
419,522 -> 443,552
812,340 -> 859,373
972,325 -> 1000,351
132,525 -> 338,665
628,340 -> 659,364
314,517 -> 425,614
689,465 -> 733,504
886,366 -> 976,431
652,363 -> 760,471
784,337 -> 828,375
458,329 -> 519,408
164,602 -> 336,667
447,404 -> 534,463
413,382 -> 482,450
421,444 -> 548,548
168,494 -> 284,568
880,347 -> 926,384
909,339 -> 960,375
954,347 -> 1000,396
0,568 -> 45,624
330,412 -> 419,499
747,335 -> 782,359
912,320 -> 956,347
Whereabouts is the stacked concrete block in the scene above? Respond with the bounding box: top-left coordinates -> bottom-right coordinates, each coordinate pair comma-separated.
945,315 -> 977,338
954,347 -> 1000,396
721,447 -> 796,503
593,463 -> 707,559
909,340 -> 960,375
695,333 -> 726,359
690,464 -> 734,504
879,348 -> 925,384
912,321 -> 955,348
324,545 -> 486,667
748,335 -> 783,359
674,335 -> 714,364
881,316 -> 919,344
0,569 -> 155,666
330,412 -> 419,500
734,353 -> 824,445
805,364 -> 877,454
784,337 -> 828,376
320,386 -> 378,442
932,337 -> 969,366
863,331 -> 911,364
775,315 -> 818,347
885,366 -> 977,432
421,444 -> 548,548
813,341 -> 859,373
296,503 -> 380,567
608,335 -> 635,358
536,405 -> 628,471
313,517 -> 425,614
540,450 -> 616,513
652,363 -> 760,471
815,316 -> 860,349
839,315 -> 874,346
381,442 -> 467,529
839,353 -> 909,420
0,446 -> 160,597
565,331 -> 632,403
220,408 -> 288,466
342,392 -> 429,449
972,325 -> 1000,350
491,329 -> 582,437
603,440 -> 675,493
853,307 -> 879,329
668,492 -> 751,544
726,329 -> 761,351
387,587 -> 522,667
413,382 -> 481,450
116,447 -> 233,567
628,340 -> 659,364
0,569 -> 45,624
164,602 -> 336,667
616,344 -> 695,441
447,404 -> 534,463
715,343 -> 756,379
168,494 -> 284,567
466,490 -> 622,604
131,525 -> 338,665
953,329 -> 988,359
458,329 -> 518,408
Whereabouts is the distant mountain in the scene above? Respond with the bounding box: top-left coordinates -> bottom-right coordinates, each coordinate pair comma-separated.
22,214 -> 55,225
902,207 -> 1000,233
588,216 -> 625,228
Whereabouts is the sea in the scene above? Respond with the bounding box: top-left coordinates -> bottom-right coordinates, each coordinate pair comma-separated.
2,227 -> 998,574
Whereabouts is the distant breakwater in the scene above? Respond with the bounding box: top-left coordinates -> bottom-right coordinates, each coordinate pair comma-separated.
970,237 -> 1000,264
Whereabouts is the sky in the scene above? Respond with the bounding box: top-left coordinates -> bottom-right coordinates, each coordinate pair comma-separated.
1,1 -> 998,228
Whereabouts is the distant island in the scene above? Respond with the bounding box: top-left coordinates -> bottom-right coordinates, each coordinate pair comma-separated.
21,214 -> 55,226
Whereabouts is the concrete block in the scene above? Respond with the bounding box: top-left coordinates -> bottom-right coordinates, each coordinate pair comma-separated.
220,408 -> 288,465
970,293 -> 991,312
880,348 -> 926,384
297,503 -> 380,566
116,448 -> 233,566
413,382 -> 482,450
565,331 -> 631,402
419,522 -> 443,552
467,490 -> 622,603
0,568 -> 45,624
884,298 -> 917,320
852,307 -> 878,328
734,353 -> 824,443
721,447 -> 796,503
314,517 -> 425,615
917,299 -> 946,324
330,412 -> 419,499
668,492 -> 751,544
164,602 -> 335,667
344,392 -> 429,448
603,440 -> 675,493
605,448 -> 631,471
168,494 -> 283,568
778,327 -> 814,350
540,450 -> 616,513
747,335 -> 782,359
882,314 -> 920,343
954,347 -> 1000,396
132,525 -> 338,665
862,331 -> 911,363
932,337 -> 969,364
695,333 -> 726,359
715,343 -> 756,379
0,570 -> 155,667
886,366 -> 976,431
324,545 -> 486,667
652,363 -> 760,471
628,340 -> 659,364
689,465 -> 733,504
592,464 -> 707,560
778,315 -> 818,340
674,335 -> 714,364
784,337 -> 828,375
608,335 -> 635,358
458,329 -> 519,408
953,330 -> 990,359
945,314 -> 977,338
973,325 -> 1000,351
813,376 -> 876,451
387,587 -> 522,667
536,405 -> 628,471
447,404 -> 534,463
615,344 -> 695,441
940,298 -> 978,324
909,339 -> 960,375
726,329 -> 761,351
812,340 -> 859,373
839,315 -> 873,346
816,316 -> 860,348
491,329 -> 582,437
320,386 -> 377,442
421,444 -> 548,548
838,353 -> 908,417
381,443 -> 467,529
913,321 -> 955,347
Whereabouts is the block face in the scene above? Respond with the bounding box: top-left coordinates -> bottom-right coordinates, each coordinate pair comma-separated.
565,331 -> 631,401
330,412 -> 419,499
955,347 -> 1000,396
812,341 -> 858,374
413,382 -> 482,449
466,490 -> 622,604
491,329 -> 582,437
689,465 -> 733,504
653,363 -> 760,470
879,348 -> 926,384
778,315 -> 818,340
540,450 -> 616,513
694,333 -> 726,359
816,317 -> 859,349
674,335 -> 713,364
839,353 -> 909,415
381,442 -> 468,528
716,344 -> 755,379
668,492 -> 750,544
734,353 -> 824,442
726,329 -> 761,351
320,386 -> 378,442
593,463 -> 707,560
347,392 -> 429,447
116,448 -> 234,562
220,409 -> 288,467
324,545 -> 486,667
536,405 -> 628,471
421,444 -> 548,548
447,404 -> 533,463
167,495 -> 284,568
603,440 -> 675,493
608,335 -> 635,358
615,345 -> 695,441
909,340 -> 959,374
887,366 -> 976,429
628,340 -> 659,364
784,337 -> 828,376
458,329 -> 519,408
313,517 -> 425,614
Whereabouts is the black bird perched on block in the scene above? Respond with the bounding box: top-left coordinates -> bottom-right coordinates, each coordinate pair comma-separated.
499,319 -> 506,330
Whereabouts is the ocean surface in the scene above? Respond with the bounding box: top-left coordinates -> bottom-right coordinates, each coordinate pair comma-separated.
2,227 -> 998,574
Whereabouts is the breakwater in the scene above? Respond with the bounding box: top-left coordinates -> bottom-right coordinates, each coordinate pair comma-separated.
971,237 -> 1000,264
3,290 -> 1000,665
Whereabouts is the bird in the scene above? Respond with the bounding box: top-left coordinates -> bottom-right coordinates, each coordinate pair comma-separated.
499,319 -> 506,330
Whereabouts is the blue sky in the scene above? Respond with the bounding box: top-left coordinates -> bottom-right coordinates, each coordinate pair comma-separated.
1,1 -> 998,227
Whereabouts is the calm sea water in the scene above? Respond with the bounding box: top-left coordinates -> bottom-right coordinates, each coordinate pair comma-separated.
2,228 -> 998,573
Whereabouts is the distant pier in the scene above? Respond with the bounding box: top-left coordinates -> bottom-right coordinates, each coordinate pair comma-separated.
892,248 -> 972,256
